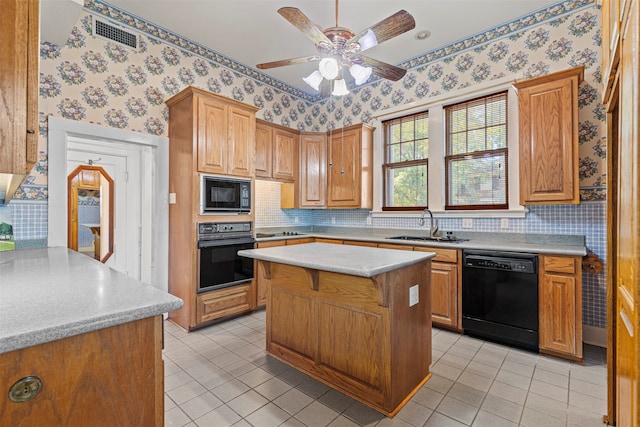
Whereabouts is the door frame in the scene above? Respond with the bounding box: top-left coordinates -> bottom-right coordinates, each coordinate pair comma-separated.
48,117 -> 169,292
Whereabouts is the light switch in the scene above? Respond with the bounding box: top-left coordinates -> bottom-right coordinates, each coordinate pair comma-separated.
409,285 -> 419,307
169,193 -> 176,204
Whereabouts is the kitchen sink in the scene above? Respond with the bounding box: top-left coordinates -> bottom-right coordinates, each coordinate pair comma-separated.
387,235 -> 468,243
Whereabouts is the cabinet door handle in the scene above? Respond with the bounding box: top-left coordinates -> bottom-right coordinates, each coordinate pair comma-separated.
26,129 -> 35,134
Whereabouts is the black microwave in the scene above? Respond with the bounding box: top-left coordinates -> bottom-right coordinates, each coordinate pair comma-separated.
200,174 -> 251,214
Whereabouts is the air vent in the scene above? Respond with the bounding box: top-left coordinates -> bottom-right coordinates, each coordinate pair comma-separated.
92,18 -> 140,50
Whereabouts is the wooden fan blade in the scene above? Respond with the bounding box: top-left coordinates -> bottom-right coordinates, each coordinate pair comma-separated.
278,7 -> 333,47
257,55 -> 320,70
354,56 -> 407,81
346,10 -> 416,52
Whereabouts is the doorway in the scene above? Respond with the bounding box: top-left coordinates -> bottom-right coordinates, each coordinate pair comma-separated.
48,117 -> 169,292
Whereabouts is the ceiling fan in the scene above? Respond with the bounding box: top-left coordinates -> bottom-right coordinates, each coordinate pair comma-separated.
256,0 -> 416,95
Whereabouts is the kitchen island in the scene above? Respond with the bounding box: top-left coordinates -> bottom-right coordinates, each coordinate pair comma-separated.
0,248 -> 183,426
239,242 -> 435,416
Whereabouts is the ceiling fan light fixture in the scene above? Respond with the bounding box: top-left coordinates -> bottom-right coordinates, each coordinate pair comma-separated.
349,64 -> 372,85
358,29 -> 378,51
303,70 -> 324,90
332,78 -> 349,96
318,57 -> 340,80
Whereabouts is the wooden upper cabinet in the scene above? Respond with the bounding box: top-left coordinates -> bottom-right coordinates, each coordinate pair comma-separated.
255,122 -> 273,178
255,119 -> 298,182
197,96 -> 227,174
273,128 -> 297,181
327,123 -> 374,208
299,132 -> 327,207
0,0 -> 38,177
174,87 -> 257,177
514,66 -> 584,205
228,106 -> 255,177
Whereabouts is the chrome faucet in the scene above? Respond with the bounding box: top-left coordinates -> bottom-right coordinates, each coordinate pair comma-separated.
419,208 -> 439,237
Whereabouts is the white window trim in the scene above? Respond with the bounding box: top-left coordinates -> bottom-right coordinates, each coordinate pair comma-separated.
371,76 -> 528,218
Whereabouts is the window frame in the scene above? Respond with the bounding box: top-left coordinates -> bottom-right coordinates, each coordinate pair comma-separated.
381,111 -> 429,211
444,91 -> 509,210
370,76 -> 525,218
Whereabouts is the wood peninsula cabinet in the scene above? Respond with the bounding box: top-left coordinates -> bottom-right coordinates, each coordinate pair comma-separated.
539,254 -> 583,360
327,123 -> 374,208
0,0 -> 39,199
255,119 -> 298,181
514,66 -> 583,205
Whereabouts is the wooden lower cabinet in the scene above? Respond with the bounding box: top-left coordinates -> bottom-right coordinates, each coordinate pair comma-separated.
0,316 -> 164,426
265,260 -> 431,415
539,255 -> 582,360
414,247 -> 461,330
196,284 -> 254,324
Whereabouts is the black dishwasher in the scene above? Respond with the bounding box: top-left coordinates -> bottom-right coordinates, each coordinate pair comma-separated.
462,250 -> 539,352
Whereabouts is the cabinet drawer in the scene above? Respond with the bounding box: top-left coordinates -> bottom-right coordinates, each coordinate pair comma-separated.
315,238 -> 343,244
414,246 -> 458,263
343,240 -> 377,247
196,284 -> 253,324
257,240 -> 286,248
287,237 -> 314,245
377,243 -> 413,251
543,256 -> 577,274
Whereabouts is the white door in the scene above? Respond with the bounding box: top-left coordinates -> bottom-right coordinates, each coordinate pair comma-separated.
48,117 -> 169,293
67,137 -> 142,280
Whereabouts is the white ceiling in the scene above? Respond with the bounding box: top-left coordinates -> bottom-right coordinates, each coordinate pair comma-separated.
66,1 -> 564,93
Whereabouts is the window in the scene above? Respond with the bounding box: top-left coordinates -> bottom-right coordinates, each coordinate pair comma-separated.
445,92 -> 508,210
382,112 -> 429,210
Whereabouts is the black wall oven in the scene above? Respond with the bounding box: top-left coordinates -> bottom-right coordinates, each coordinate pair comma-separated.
197,222 -> 255,293
462,250 -> 539,352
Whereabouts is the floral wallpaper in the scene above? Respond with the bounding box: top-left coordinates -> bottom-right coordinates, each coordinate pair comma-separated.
23,0 -> 603,203
11,0 -> 609,329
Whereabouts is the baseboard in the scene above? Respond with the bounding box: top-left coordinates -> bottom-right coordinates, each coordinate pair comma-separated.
583,325 -> 607,348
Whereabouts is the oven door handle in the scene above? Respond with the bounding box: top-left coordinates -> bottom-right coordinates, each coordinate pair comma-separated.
198,237 -> 256,249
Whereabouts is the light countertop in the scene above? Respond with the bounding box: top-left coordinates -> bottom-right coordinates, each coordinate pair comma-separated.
0,247 -> 183,354
255,229 -> 587,256
239,242 -> 435,277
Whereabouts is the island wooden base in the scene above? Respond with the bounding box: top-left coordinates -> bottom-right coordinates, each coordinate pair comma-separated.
0,316 -> 164,426
262,260 -> 432,416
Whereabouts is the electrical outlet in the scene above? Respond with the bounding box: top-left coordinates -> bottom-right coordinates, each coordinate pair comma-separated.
331,217 -> 336,224
501,218 -> 509,229
462,218 -> 473,228
294,216 -> 299,223
169,193 -> 176,204
409,285 -> 419,307
366,216 -> 372,225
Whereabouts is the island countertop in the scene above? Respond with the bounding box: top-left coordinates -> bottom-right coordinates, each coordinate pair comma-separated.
0,247 -> 183,354
239,242 -> 435,277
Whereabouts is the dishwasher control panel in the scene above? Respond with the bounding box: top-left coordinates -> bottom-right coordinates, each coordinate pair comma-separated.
463,251 -> 537,274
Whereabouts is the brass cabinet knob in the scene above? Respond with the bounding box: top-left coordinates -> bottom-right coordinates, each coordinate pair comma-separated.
8,376 -> 42,402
